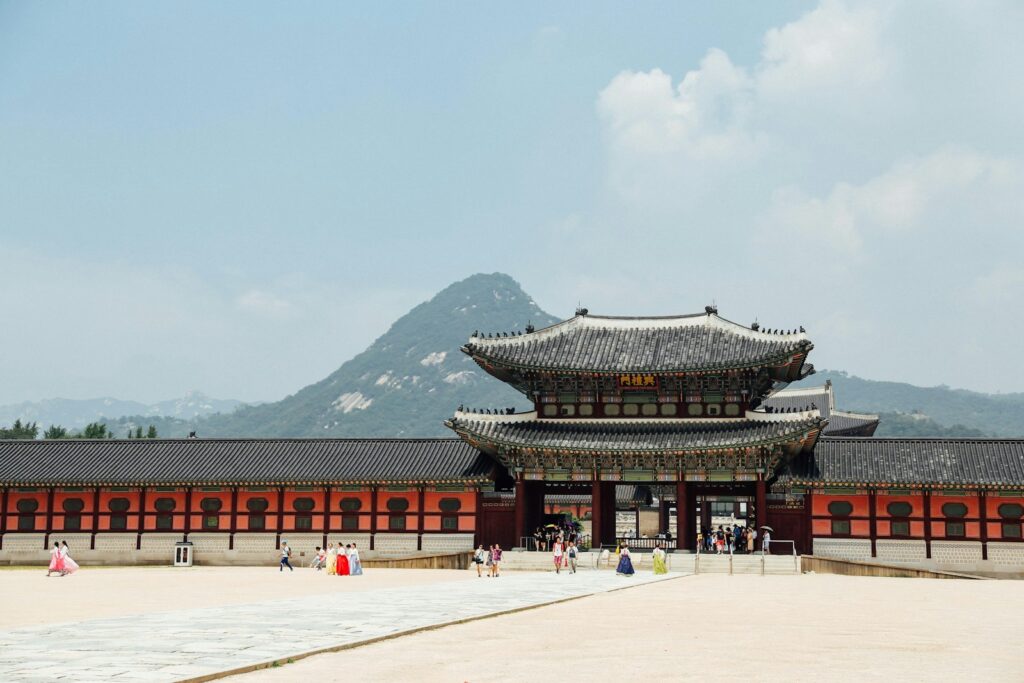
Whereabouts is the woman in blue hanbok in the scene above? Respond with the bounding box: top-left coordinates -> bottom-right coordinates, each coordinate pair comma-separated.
616,543 -> 635,576
349,543 -> 363,575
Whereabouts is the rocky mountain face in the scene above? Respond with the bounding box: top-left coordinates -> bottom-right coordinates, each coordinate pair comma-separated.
197,272 -> 559,437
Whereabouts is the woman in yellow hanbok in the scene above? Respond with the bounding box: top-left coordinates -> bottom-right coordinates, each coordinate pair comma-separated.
652,543 -> 668,574
326,543 -> 337,576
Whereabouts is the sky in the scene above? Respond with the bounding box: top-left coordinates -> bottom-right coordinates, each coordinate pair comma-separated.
1,1 -> 1023,404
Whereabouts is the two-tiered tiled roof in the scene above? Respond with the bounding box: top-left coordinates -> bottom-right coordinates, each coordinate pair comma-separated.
0,438 -> 494,487
446,410 -> 825,454
463,311 -> 813,377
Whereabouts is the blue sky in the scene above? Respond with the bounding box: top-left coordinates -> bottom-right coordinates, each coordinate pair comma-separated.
1,1 -> 1022,403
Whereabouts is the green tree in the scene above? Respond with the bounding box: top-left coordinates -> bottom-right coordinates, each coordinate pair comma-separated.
135,426 -> 143,439
43,425 -> 68,439
146,425 -> 158,439
82,422 -> 109,439
0,419 -> 39,440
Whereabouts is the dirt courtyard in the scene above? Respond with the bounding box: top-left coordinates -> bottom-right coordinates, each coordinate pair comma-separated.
233,572 -> 1024,682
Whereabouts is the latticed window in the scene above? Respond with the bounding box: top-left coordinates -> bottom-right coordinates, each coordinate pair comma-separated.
247,497 -> 269,530
387,497 -> 409,531
108,497 -> 130,531
154,497 -> 175,530
201,497 -> 222,530
62,498 -> 85,531
828,501 -> 853,535
439,497 -> 461,531
293,497 -> 315,530
999,503 -> 1023,539
16,498 -> 38,531
340,497 -> 362,531
887,502 -> 912,536
942,502 -> 968,537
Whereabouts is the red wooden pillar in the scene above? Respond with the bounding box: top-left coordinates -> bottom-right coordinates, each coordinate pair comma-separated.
0,486 -> 8,546
590,478 -> 602,550
804,490 -> 815,555
657,500 -> 669,535
91,486 -> 101,549
183,487 -> 192,541
868,489 -> 877,557
978,489 -> 988,560
755,477 -> 767,533
676,479 -> 690,550
474,486 -> 483,548
369,486 -> 378,550
417,486 -> 425,550
515,478 -> 527,548
923,489 -> 932,559
275,486 -> 285,549
322,485 -> 332,550
45,487 -> 55,549
136,487 -> 147,550
229,486 -> 239,549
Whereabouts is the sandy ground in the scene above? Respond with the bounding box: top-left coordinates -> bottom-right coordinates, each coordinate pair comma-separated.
0,566 -> 471,629
233,573 -> 1024,683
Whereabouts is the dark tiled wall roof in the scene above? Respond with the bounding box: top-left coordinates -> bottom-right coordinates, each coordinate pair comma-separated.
450,416 -> 823,452
487,485 -> 651,505
781,437 -> 1024,487
0,438 -> 494,486
465,315 -> 810,372
764,385 -> 879,436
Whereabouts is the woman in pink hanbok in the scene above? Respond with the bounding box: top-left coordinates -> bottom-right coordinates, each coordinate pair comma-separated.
47,541 -> 64,577
60,541 -> 79,575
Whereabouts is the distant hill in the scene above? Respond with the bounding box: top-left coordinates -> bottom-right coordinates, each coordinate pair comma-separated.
0,392 -> 245,432
192,273 -> 559,437
8,274 -> 1023,440
802,371 -> 1024,437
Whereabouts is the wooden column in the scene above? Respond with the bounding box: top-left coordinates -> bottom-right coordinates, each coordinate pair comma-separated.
183,487 -> 193,541
978,489 -> 988,560
868,489 -> 877,558
369,486 -> 378,550
676,479 -> 689,550
136,487 -> 147,550
91,486 -> 101,549
634,505 -> 640,537
229,486 -> 239,550
474,487 -> 483,548
275,486 -> 285,550
515,478 -> 527,548
658,500 -> 669,535
45,487 -> 55,549
804,490 -> 815,555
755,477 -> 767,533
590,478 -> 602,550
417,486 -> 425,551
923,489 -> 932,559
0,486 -> 8,546
600,482 -> 616,547
322,485 -> 332,550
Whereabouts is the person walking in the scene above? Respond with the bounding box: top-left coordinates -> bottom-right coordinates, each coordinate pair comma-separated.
47,541 -> 64,577
279,541 -> 294,572
552,537 -> 564,574
746,528 -> 755,553
60,541 -> 79,575
491,544 -> 503,577
762,528 -> 772,555
337,544 -> 350,575
615,543 -> 635,576
349,543 -> 363,575
652,543 -> 668,575
326,543 -> 337,576
567,541 -> 578,574
473,544 -> 487,577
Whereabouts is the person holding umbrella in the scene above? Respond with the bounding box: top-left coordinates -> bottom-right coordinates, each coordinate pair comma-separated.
761,526 -> 773,555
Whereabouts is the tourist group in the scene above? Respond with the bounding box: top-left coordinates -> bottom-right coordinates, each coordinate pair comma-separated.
45,541 -> 80,577
277,541 -> 363,575
699,525 -> 770,555
472,544 -> 504,577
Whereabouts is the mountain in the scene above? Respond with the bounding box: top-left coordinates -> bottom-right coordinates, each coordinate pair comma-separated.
799,371 -> 1024,437
195,273 -> 559,437
0,392 -> 245,432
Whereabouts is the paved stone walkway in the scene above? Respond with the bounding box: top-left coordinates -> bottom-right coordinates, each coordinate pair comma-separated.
0,571 -> 683,682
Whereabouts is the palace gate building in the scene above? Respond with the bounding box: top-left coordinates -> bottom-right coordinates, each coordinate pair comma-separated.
2,308 -> 1023,574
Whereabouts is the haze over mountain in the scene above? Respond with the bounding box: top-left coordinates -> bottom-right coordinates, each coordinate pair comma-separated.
5,273 -> 1023,439
0,392 -> 245,432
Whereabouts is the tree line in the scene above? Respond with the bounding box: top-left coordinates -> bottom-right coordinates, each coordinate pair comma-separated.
0,419 -> 158,440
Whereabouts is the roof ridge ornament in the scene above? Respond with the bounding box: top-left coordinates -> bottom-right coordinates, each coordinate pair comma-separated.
705,304 -> 718,315
575,306 -> 588,316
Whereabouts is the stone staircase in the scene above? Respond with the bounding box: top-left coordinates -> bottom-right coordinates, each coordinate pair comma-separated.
692,553 -> 800,575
